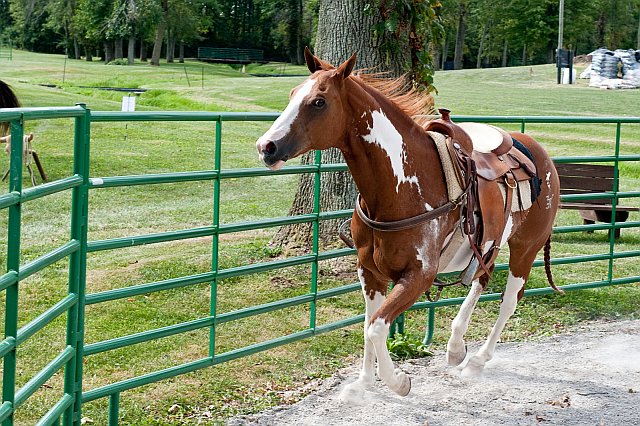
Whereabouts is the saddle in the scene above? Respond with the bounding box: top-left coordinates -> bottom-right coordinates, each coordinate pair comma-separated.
425,109 -> 538,281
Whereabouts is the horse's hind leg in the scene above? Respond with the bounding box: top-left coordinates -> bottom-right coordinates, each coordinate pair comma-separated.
446,279 -> 483,366
460,232 -> 549,377
461,268 -> 527,377
339,265 -> 387,401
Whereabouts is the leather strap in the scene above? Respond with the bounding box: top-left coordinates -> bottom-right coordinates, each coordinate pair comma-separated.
355,193 -> 463,232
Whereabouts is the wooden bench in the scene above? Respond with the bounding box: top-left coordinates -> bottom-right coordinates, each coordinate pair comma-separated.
556,163 -> 639,238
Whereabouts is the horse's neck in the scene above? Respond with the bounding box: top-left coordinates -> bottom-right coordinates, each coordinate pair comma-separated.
341,81 -> 447,221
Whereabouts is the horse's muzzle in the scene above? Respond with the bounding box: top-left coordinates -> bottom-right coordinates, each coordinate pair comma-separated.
256,138 -> 287,170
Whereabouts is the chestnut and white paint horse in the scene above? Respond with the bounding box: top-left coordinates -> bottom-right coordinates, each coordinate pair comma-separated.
256,49 -> 560,398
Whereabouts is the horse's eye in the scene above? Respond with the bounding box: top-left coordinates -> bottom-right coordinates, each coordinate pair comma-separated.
312,98 -> 326,108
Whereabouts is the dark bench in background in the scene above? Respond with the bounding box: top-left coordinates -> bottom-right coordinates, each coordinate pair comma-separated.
197,47 -> 265,64
556,163 -> 639,239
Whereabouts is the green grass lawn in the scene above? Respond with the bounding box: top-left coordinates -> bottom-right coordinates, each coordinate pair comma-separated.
1,51 -> 639,425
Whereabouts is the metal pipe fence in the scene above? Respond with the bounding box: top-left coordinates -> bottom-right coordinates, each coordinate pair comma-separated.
1,108 -> 639,425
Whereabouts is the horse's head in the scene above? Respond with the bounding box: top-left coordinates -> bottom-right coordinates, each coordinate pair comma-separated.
256,47 -> 356,170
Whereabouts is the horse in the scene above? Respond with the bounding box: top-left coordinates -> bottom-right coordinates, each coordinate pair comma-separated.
1,79 -> 21,135
256,48 -> 560,399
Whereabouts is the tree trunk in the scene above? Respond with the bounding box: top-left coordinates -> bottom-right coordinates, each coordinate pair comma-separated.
128,35 -> 135,64
476,21 -> 489,69
84,45 -> 93,61
271,0 -> 408,249
179,42 -> 185,63
432,42 -> 441,71
150,21 -> 166,66
288,0 -> 304,65
441,34 -> 449,69
166,31 -> 175,63
637,12 -> 640,50
104,40 -> 114,63
453,2 -> 466,70
73,37 -> 81,59
114,38 -> 124,59
521,44 -> 527,66
140,40 -> 147,62
501,39 -> 508,67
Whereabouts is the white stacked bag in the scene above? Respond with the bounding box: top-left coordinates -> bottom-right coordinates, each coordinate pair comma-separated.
588,48 -> 640,89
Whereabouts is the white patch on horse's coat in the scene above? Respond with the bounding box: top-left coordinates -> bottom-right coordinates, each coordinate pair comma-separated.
500,215 -> 513,247
425,202 -> 434,212
546,193 -> 555,210
545,171 -> 552,189
457,122 -> 503,153
257,78 -> 316,145
439,240 -> 474,273
416,224 -> 438,271
482,240 -> 494,255
362,109 -> 419,192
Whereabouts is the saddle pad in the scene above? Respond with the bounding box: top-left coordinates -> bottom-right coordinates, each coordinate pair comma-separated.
428,131 -> 464,202
499,180 -> 533,212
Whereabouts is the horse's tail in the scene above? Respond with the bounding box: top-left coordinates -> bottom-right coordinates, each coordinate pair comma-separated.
544,235 -> 564,294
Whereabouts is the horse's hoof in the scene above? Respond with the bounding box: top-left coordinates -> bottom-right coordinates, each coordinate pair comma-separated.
460,356 -> 485,378
339,381 -> 366,403
391,369 -> 411,396
446,344 -> 467,366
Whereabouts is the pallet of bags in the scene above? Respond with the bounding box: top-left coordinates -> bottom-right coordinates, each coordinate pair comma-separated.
588,48 -> 640,89
618,49 -> 640,88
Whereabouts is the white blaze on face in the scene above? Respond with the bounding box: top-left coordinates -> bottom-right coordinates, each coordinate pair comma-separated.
362,109 -> 419,192
256,78 -> 317,149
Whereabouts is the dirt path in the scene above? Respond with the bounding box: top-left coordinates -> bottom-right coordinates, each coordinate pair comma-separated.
229,319 -> 640,425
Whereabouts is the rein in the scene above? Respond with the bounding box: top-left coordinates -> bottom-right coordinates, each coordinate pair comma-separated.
354,193 -> 463,232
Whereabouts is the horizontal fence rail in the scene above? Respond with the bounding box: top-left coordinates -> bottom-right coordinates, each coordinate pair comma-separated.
1,108 -> 638,425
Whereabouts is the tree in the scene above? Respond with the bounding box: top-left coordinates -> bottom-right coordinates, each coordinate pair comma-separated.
452,0 -> 466,69
272,0 -> 441,249
149,0 -> 168,65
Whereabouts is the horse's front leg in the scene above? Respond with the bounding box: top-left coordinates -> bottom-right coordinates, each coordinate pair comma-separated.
339,265 -> 387,401
368,270 -> 433,396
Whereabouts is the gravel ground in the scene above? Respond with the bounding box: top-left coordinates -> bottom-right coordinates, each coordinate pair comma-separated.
229,319 -> 640,426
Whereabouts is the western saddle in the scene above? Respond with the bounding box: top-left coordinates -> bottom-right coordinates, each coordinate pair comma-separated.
424,109 -> 539,284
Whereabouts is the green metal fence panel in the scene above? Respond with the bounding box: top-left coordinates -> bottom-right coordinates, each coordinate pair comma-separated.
0,109 -> 638,425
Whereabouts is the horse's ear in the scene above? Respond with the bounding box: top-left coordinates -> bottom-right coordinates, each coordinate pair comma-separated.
304,46 -> 335,73
336,52 -> 356,80
304,46 -> 318,73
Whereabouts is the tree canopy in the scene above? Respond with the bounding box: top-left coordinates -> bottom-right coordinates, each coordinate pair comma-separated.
0,0 -> 638,68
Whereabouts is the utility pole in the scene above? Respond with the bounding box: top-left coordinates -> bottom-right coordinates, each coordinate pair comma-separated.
558,0 -> 564,50
557,0 -> 565,84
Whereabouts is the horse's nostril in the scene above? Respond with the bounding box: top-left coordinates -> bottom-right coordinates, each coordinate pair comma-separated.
264,141 -> 277,155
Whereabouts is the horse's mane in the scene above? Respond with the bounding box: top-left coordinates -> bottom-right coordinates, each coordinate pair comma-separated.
0,80 -> 21,135
353,72 -> 435,127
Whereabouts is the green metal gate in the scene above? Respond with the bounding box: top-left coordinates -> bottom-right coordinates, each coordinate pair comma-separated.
1,107 -> 639,425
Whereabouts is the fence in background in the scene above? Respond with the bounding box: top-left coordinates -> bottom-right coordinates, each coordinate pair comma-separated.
1,108 -> 639,425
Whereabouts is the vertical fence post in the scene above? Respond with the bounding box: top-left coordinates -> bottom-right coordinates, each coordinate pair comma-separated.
422,306 -> 436,346
310,150 -> 322,331
107,393 -> 120,426
210,119 -> 222,358
2,118 -> 24,426
607,121 -> 622,283
65,104 -> 91,426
